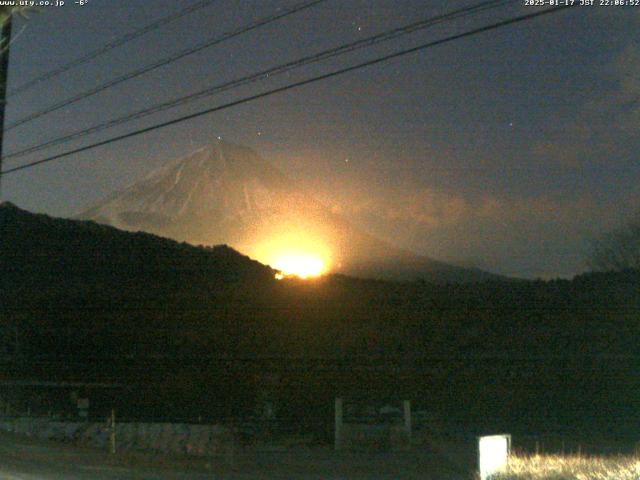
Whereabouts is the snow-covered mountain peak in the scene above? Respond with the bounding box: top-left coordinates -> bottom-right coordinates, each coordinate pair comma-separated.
78,141 -> 499,282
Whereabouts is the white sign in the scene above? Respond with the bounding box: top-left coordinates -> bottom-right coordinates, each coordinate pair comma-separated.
478,434 -> 511,480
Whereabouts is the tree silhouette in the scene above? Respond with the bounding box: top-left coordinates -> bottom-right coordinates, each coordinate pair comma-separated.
589,212 -> 640,271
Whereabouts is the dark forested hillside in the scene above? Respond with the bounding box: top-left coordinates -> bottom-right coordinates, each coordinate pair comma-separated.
1,201 -> 274,295
2,202 -> 639,436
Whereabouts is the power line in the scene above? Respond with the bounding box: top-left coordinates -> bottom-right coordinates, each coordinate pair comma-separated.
5,0 -> 328,131
7,0 -> 220,97
0,5 -> 575,178
4,0 -> 515,161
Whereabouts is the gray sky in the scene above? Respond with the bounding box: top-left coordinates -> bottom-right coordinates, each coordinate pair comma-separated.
2,0 -> 639,278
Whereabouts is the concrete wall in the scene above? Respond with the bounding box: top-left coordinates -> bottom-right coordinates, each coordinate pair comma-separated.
0,417 -> 234,456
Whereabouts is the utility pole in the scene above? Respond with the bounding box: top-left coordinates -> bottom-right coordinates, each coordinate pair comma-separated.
0,9 -> 12,197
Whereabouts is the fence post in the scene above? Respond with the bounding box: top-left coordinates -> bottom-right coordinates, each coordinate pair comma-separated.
403,400 -> 412,445
109,409 -> 116,454
334,398 -> 343,451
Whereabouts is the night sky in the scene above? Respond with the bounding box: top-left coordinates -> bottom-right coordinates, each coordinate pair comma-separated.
2,0 -> 638,278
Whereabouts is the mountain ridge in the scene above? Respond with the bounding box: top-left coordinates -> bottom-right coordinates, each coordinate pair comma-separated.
77,140 -> 502,283
0,200 -> 274,296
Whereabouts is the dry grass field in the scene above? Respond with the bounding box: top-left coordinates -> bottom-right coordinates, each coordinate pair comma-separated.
492,453 -> 640,480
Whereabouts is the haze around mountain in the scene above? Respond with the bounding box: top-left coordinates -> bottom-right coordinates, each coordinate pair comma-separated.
78,140 -> 498,283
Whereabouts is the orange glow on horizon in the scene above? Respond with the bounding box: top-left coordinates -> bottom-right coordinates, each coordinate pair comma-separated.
243,228 -> 333,280
272,254 -> 325,279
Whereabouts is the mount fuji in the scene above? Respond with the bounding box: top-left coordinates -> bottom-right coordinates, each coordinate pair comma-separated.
78,140 -> 498,283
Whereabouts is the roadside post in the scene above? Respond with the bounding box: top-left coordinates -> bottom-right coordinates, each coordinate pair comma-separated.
478,434 -> 511,480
